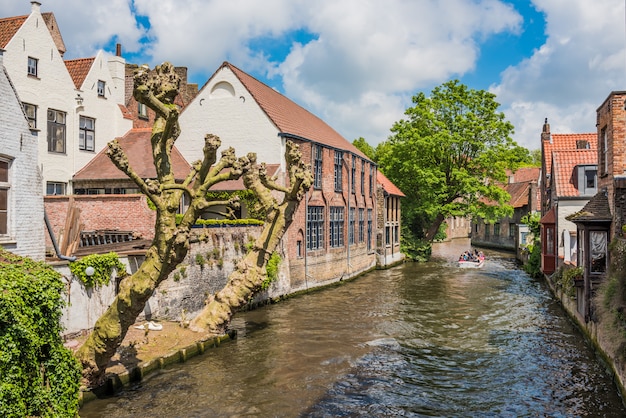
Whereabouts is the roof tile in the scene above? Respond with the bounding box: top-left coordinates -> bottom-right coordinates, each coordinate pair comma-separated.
65,57 -> 94,89
551,149 -> 597,197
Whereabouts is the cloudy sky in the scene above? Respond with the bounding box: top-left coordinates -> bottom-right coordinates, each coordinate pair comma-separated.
3,0 -> 626,151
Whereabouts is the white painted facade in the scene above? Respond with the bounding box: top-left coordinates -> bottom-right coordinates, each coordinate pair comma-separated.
557,199 -> 587,264
0,51 -> 46,260
1,2 -> 131,195
177,66 -> 285,171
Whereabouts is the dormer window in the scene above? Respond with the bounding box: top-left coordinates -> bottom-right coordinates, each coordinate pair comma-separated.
27,57 -> 38,77
97,80 -> 106,97
577,165 -> 597,196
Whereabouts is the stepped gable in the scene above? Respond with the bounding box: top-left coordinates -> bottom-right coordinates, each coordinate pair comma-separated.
65,57 -> 95,89
73,128 -> 191,181
222,62 -> 370,161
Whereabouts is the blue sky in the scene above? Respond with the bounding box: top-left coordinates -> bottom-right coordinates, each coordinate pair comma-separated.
2,0 -> 625,151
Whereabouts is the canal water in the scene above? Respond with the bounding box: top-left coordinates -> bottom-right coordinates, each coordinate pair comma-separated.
80,242 -> 625,417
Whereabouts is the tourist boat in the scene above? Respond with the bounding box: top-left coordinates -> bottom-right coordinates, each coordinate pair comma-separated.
458,258 -> 485,268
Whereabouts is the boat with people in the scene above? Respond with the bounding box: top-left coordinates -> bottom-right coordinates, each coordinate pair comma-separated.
458,249 -> 485,268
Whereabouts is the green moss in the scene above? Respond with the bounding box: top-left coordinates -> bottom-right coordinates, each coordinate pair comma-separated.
261,252 -> 281,290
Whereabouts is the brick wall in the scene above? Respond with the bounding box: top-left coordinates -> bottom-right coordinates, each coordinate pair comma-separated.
44,194 -> 156,252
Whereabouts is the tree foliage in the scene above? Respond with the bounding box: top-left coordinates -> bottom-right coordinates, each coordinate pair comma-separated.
377,80 -> 530,242
352,137 -> 377,161
0,249 -> 81,417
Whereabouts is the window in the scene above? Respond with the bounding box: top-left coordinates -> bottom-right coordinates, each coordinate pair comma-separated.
369,166 -> 374,196
361,160 -> 365,196
351,157 -> 356,194
546,227 -> 554,255
485,224 -> 490,237
367,209 -> 373,250
97,80 -> 106,97
79,116 -> 95,151
334,151 -> 343,191
358,208 -> 365,242
46,182 -> 66,196
306,206 -> 324,251
385,226 -> 390,245
578,165 -> 598,196
0,159 -> 10,235
509,222 -> 516,238
349,207 -> 355,245
313,145 -> 323,189
394,225 -> 399,243
27,57 -> 38,77
138,102 -> 148,119
494,223 -> 500,236
330,206 -> 344,247
23,103 -> 37,129
590,231 -> 607,274
47,109 -> 66,153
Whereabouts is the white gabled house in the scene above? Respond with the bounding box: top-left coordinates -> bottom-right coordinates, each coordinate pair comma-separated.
0,49 -> 45,259
0,1 -> 131,196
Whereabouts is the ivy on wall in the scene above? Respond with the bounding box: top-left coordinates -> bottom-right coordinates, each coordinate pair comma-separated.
0,249 -> 81,417
69,252 -> 127,288
262,252 -> 281,290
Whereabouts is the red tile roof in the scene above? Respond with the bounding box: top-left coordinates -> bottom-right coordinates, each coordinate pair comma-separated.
377,170 -> 405,197
504,167 -> 539,208
551,149 -> 597,197
73,128 -> 191,181
0,15 -> 27,48
220,62 -> 370,161
509,167 -> 540,183
65,57 -> 94,89
543,133 -> 596,176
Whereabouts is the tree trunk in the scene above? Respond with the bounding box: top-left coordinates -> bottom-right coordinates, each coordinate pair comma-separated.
425,212 -> 445,242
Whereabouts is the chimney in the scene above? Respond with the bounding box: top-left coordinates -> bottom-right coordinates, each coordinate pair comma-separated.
116,43 -> 122,57
541,118 -> 551,143
31,1 -> 41,13
107,44 -> 126,105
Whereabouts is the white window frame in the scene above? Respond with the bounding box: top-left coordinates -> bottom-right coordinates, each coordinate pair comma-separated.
27,57 -> 38,77
0,158 -> 11,237
97,80 -> 106,97
23,103 -> 37,129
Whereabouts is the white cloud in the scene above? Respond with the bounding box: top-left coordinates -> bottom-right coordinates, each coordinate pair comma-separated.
492,0 -> 626,150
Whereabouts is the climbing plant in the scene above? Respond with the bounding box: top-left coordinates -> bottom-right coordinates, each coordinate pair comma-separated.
69,252 -> 127,288
262,252 -> 282,290
0,249 -> 81,417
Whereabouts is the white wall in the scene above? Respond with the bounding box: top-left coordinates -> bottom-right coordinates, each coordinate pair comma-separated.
2,4 -> 131,194
0,53 -> 45,260
177,66 -> 284,170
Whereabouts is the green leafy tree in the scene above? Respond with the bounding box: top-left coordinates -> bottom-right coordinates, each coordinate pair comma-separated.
378,80 -> 529,242
0,249 -> 81,417
352,137 -> 377,161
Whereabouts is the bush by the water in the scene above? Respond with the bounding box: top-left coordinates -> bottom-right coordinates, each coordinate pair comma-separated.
0,249 -> 81,417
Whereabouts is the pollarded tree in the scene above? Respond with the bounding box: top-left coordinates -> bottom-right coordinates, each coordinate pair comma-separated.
75,62 -> 312,387
377,80 -> 530,242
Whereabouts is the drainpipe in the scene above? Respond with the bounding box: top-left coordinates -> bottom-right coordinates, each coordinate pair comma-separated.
44,208 -> 77,262
304,190 -> 309,290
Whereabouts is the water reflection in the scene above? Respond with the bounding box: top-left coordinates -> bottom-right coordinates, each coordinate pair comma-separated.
81,243 -> 625,417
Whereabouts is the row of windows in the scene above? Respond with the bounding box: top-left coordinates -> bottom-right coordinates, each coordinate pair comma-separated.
24,104 -> 96,153
306,206 -> 373,252
479,223 -> 516,238
27,56 -> 107,98
313,145 -> 375,196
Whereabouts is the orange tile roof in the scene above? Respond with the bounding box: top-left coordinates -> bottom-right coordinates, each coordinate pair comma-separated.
220,62 -> 371,161
73,128 -> 191,181
551,149 -> 597,197
504,167 -> 539,208
377,170 -> 405,197
509,167 -> 540,183
543,133 -> 596,176
65,57 -> 94,89
0,15 -> 27,48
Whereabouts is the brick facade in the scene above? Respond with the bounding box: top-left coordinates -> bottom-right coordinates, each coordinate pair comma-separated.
43,194 -> 156,253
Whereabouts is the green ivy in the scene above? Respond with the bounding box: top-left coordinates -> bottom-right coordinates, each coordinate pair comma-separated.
69,252 -> 127,288
0,248 -> 81,417
262,252 -> 281,290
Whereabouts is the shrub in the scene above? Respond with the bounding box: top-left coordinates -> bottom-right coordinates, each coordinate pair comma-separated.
69,252 -> 127,288
0,249 -> 81,417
